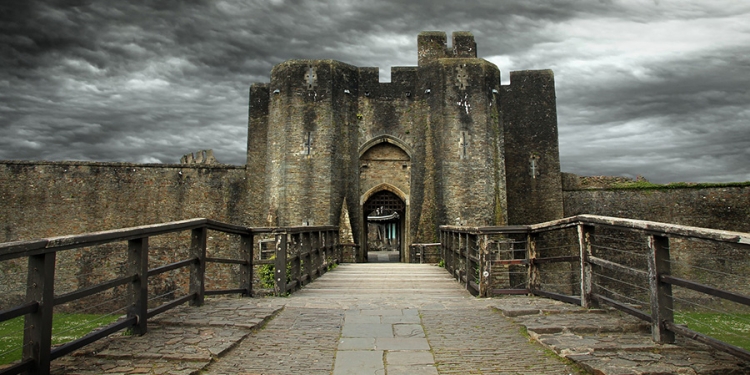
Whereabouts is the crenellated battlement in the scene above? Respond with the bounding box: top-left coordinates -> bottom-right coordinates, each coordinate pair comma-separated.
418,31 -> 477,66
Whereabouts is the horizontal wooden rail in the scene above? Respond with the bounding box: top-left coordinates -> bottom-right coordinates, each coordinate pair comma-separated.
532,290 -> 581,305
441,214 -> 750,246
665,321 -> 750,362
146,294 -> 197,319
0,358 -> 32,375
589,256 -> 648,278
492,259 -> 528,266
206,257 -> 249,265
531,255 -> 580,264
0,302 -> 38,323
50,317 -> 137,360
206,288 -> 247,296
661,275 -> 750,307
492,289 -> 529,295
591,294 -> 652,323
54,274 -> 136,306
147,258 -> 197,277
0,219 -> 208,261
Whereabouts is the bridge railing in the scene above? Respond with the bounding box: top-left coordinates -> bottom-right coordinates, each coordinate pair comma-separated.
0,219 -> 338,375
408,243 -> 441,264
440,215 -> 750,362
263,227 -> 340,295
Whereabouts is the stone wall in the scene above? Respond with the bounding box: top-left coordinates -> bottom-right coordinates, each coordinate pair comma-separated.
562,183 -> 750,233
1,161 -> 248,241
0,161 -> 249,310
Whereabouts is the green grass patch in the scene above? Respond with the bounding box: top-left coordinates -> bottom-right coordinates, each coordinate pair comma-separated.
610,181 -> 750,190
674,312 -> 750,351
0,313 -> 120,365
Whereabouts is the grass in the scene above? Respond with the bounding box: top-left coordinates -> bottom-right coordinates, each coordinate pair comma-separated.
674,312 -> 750,351
0,313 -> 120,365
610,181 -> 750,190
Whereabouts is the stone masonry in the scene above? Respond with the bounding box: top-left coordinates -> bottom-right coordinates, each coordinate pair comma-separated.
246,31 -> 564,262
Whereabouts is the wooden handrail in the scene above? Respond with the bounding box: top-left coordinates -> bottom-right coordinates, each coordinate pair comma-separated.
440,214 -> 750,362
0,218 -> 342,375
440,214 -> 750,246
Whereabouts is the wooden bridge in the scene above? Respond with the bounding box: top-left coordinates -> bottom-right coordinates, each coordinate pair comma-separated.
0,216 -> 748,374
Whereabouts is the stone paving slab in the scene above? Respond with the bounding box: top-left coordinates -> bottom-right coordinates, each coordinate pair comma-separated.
509,309 -> 650,334
422,307 -> 579,374
205,307 -> 344,375
151,299 -> 281,329
492,296 -> 750,374
51,357 -> 208,375
50,298 -> 282,375
332,350 -> 384,375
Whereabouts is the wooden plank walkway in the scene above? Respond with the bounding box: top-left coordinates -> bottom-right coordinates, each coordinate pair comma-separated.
51,264 -> 748,374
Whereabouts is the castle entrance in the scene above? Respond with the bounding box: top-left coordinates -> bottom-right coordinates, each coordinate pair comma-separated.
358,136 -> 412,263
362,190 -> 405,262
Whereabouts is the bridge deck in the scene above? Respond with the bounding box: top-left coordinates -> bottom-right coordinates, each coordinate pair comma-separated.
52,264 -> 747,374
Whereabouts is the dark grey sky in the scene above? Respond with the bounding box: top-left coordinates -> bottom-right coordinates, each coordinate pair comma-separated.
1,0 -> 748,183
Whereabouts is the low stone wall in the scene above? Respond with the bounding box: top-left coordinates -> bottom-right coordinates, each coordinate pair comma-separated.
1,161 -> 248,241
563,185 -> 750,233
0,161 -> 249,310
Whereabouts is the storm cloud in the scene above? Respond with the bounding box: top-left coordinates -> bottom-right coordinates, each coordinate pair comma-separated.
1,0 -> 748,182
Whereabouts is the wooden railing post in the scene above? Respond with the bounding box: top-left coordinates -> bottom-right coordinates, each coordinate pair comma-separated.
444,231 -> 451,273
23,252 -> 56,375
648,234 -> 675,343
275,232 -> 288,295
479,234 -> 489,297
453,233 -> 458,278
240,233 -> 253,296
446,232 -> 451,274
300,232 -> 318,281
127,237 -> 149,335
439,230 -> 444,266
190,227 -> 207,306
577,224 -> 594,308
526,232 -> 539,293
291,234 -> 301,290
464,233 -> 470,289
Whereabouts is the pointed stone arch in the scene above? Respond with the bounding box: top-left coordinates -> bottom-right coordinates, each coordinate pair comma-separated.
359,135 -> 413,159
360,183 -> 409,206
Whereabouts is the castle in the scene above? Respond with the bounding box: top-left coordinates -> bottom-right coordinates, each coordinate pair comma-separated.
247,31 -> 564,261
2,31 -> 747,265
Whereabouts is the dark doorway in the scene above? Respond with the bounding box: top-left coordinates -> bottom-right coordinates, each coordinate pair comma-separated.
363,190 -> 405,262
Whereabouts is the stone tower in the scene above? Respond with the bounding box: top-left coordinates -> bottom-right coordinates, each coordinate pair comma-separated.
246,31 -> 563,262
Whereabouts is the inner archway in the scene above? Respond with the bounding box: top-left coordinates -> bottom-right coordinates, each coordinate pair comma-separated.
362,190 -> 405,263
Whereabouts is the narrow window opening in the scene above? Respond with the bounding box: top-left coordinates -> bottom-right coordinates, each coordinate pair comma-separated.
304,131 -> 313,155
530,155 -> 540,178
459,131 -> 468,159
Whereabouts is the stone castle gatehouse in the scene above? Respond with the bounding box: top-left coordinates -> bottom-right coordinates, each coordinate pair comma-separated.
246,31 -> 564,261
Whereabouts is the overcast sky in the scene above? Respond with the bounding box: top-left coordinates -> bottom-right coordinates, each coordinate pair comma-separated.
1,0 -> 748,183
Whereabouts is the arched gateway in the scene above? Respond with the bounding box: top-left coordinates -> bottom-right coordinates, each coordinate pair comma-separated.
359,138 -> 411,262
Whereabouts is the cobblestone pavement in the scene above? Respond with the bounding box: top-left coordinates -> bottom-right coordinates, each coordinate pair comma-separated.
422,307 -> 578,374
50,300 -> 283,375
48,264 -> 749,374
491,297 -> 750,374
205,307 -> 343,374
